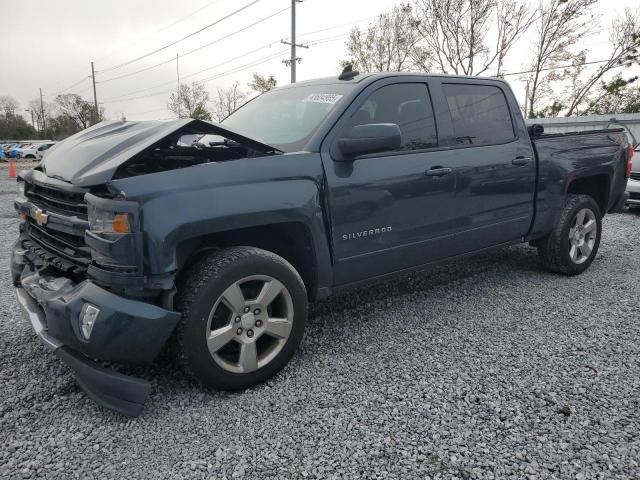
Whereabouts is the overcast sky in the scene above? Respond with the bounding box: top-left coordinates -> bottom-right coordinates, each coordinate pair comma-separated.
1,0 -> 638,121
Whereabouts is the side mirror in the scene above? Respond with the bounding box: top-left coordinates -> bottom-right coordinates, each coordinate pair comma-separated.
337,123 -> 401,159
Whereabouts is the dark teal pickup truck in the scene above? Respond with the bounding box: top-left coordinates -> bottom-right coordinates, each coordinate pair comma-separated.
12,70 -> 632,415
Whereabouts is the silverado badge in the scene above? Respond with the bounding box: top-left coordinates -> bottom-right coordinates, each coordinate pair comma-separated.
31,207 -> 49,226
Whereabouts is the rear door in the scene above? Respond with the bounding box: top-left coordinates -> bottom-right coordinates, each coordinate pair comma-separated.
321,78 -> 458,285
436,80 -> 536,251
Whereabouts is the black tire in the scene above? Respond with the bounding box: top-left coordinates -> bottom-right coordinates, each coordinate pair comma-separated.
175,246 -> 307,390
537,194 -> 602,275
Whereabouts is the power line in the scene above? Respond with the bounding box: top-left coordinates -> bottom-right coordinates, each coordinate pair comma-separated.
102,42 -> 282,101
97,5 -> 289,84
51,76 -> 90,96
97,0 -> 265,74
40,0 -> 228,92
200,49 -> 290,83
307,33 -> 348,46
95,0 -> 223,63
102,49 -> 289,104
102,31 -> 348,105
502,59 -> 616,77
293,15 -> 376,40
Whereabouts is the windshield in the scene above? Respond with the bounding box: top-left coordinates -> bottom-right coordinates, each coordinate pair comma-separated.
222,84 -> 353,152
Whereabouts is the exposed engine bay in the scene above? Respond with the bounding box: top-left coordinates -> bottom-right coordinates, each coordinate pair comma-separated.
113,123 -> 281,179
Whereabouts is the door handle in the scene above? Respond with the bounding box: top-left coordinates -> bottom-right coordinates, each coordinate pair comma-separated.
426,167 -> 453,177
512,156 -> 532,166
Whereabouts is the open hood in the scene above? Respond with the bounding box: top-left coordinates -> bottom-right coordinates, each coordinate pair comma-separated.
41,119 -> 280,187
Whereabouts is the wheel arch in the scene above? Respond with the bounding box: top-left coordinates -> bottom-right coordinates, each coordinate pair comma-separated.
175,221 -> 325,300
566,173 -> 610,216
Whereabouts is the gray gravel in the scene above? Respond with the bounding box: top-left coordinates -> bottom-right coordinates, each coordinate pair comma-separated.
1,172 -> 639,479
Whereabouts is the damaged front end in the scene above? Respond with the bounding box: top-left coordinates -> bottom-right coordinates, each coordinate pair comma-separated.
13,119 -> 276,415
40,118 -> 281,185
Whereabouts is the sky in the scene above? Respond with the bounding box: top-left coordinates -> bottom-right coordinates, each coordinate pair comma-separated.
0,0 -> 638,122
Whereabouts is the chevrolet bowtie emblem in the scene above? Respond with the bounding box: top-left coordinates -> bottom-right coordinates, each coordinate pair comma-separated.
31,207 -> 48,226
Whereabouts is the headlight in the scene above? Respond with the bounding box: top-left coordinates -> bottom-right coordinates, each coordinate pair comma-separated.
88,204 -> 131,234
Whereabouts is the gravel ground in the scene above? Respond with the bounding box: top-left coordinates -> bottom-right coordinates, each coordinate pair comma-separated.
0,174 -> 639,479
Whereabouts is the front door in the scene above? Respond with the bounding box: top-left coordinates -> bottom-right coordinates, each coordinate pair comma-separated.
321,79 -> 458,286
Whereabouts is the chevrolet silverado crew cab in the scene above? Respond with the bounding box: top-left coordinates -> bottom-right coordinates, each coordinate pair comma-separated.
12,70 -> 632,416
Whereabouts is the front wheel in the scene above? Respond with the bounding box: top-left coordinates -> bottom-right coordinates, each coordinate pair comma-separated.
175,247 -> 307,390
537,194 -> 602,275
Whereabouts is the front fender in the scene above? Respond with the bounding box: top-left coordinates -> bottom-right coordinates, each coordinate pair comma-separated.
110,153 -> 332,293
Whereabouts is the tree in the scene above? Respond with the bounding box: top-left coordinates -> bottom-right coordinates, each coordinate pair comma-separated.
27,98 -> 54,132
211,82 -> 248,122
0,113 -> 35,140
248,73 -> 277,94
522,0 -> 597,118
582,75 -> 640,115
0,96 -> 19,118
46,115 -> 84,140
564,8 -> 640,115
167,82 -> 211,120
55,93 -> 102,130
413,0 -> 535,76
343,3 -> 422,72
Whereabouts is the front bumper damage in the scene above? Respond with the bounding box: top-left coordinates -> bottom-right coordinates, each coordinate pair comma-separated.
12,242 -> 180,416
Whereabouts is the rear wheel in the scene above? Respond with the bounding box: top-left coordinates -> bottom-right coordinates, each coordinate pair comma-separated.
176,246 -> 307,390
537,194 -> 602,275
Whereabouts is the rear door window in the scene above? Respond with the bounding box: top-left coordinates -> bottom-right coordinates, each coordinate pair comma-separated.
350,83 -> 438,151
443,84 -> 515,146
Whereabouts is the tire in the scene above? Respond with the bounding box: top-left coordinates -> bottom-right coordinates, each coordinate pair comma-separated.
175,246 -> 307,390
537,194 -> 602,275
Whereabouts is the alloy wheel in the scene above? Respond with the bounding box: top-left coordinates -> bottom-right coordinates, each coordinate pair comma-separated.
205,275 -> 294,374
568,208 -> 597,264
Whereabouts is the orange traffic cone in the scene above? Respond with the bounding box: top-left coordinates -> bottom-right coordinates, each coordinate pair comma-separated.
8,159 -> 16,178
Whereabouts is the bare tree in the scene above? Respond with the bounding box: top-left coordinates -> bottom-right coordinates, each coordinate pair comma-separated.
522,0 -> 597,118
0,96 -> 19,118
167,82 -> 211,120
27,98 -> 54,131
343,3 -> 422,72
413,0 -> 535,76
248,73 -> 277,94
564,8 -> 640,115
211,82 -> 248,122
55,93 -> 101,129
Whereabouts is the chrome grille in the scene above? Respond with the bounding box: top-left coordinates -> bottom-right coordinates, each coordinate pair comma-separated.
27,183 -> 87,219
24,182 -> 90,274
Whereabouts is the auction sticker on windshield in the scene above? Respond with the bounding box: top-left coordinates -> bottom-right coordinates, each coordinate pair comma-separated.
303,93 -> 343,104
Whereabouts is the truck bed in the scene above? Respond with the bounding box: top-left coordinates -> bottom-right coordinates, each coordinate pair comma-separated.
527,127 -> 629,239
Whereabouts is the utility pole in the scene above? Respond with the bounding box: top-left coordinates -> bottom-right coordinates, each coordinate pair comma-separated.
524,80 -> 530,119
39,88 -> 46,135
176,53 -> 181,119
91,61 -> 99,124
26,109 -> 35,129
281,0 -> 308,83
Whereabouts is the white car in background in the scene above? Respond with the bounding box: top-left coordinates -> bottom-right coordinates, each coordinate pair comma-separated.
15,141 -> 57,159
35,142 -> 57,160
15,143 -> 38,159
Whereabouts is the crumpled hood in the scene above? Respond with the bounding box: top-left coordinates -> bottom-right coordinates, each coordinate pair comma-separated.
41,119 -> 277,187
